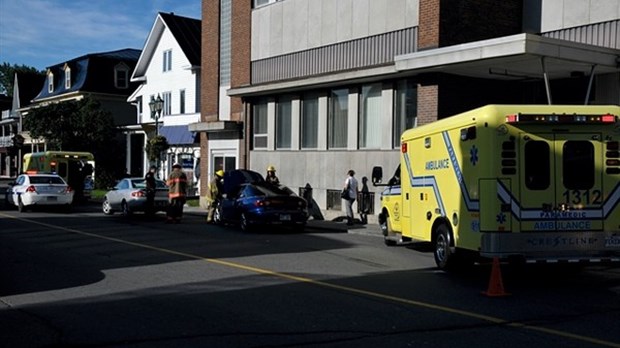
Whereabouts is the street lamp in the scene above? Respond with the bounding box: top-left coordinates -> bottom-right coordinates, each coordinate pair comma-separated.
149,94 -> 164,136
148,94 -> 164,176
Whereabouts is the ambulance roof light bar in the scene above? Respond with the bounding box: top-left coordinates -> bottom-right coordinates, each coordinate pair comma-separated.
506,113 -> 618,124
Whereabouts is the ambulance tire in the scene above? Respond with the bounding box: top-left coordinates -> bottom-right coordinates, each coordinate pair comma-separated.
381,217 -> 397,246
433,224 -> 455,271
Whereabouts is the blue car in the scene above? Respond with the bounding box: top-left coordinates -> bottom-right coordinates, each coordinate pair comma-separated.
216,170 -> 308,231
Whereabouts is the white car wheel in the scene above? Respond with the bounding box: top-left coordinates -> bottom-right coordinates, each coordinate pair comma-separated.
102,198 -> 114,215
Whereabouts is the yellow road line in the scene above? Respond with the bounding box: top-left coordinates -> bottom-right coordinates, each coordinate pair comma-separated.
3,213 -> 619,348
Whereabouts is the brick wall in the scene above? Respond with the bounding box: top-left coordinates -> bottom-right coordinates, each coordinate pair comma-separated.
418,0 -> 441,50
417,85 -> 439,126
199,0 -> 219,195
201,0 -> 220,123
230,1 -> 251,123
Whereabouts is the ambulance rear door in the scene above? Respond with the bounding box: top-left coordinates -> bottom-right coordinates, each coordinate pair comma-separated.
519,132 -> 604,232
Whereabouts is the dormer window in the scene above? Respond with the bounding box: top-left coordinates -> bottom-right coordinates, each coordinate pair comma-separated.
47,71 -> 54,93
64,65 -> 71,89
163,49 -> 172,72
114,63 -> 129,89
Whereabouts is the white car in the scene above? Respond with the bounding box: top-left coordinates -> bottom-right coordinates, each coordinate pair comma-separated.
6,173 -> 74,212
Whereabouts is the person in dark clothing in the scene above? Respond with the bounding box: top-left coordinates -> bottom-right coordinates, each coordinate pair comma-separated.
144,165 -> 157,215
359,176 -> 371,225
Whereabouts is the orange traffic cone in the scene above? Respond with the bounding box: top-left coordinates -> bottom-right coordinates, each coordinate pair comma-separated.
482,257 -> 510,297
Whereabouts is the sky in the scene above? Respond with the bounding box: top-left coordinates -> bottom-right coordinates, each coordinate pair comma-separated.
0,0 -> 201,71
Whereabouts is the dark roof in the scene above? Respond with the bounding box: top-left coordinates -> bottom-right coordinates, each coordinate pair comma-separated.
34,48 -> 141,100
0,95 -> 11,111
159,12 -> 201,66
65,48 -> 142,64
16,71 -> 45,106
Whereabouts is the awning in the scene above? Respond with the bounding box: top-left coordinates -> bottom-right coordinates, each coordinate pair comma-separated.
228,33 -> 620,97
158,125 -> 197,145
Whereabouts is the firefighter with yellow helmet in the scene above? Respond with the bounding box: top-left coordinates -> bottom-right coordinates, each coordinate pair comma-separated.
266,165 -> 280,185
206,169 -> 224,223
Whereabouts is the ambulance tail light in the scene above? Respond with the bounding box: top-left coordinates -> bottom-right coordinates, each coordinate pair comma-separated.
601,114 -> 617,123
505,114 -> 518,123
506,113 -> 618,124
401,143 -> 407,153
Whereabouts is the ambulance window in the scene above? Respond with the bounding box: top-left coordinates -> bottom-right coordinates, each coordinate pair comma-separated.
388,165 -> 401,186
563,141 -> 594,190
524,141 -> 549,190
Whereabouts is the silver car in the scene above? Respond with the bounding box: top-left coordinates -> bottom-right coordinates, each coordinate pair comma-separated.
102,177 -> 169,216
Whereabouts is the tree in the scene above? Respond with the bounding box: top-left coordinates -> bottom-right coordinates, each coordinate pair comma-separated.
0,62 -> 44,96
24,96 -> 124,188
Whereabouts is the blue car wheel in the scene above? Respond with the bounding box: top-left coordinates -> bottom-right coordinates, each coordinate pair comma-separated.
240,213 -> 252,232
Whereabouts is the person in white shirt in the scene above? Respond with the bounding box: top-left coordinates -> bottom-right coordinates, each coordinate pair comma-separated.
343,169 -> 359,226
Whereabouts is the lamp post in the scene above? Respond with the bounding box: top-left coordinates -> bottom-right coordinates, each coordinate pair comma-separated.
148,94 -> 164,176
148,94 -> 164,136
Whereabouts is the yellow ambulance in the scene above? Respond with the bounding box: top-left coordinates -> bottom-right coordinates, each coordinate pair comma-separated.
372,105 -> 620,270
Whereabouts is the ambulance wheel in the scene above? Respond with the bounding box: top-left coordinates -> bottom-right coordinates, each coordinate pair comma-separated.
382,220 -> 397,246
433,224 -> 454,270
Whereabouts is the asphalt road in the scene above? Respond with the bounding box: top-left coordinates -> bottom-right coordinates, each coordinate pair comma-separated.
1,205 -> 620,348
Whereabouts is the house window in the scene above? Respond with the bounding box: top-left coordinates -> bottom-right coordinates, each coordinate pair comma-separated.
163,50 -> 172,72
162,92 -> 172,115
359,83 -> 382,149
179,89 -> 186,114
393,80 -> 417,148
64,66 -> 71,89
47,72 -> 54,93
214,155 -> 237,174
115,63 -> 129,89
329,88 -> 348,149
301,92 -> 319,149
137,96 -> 143,116
253,99 -> 268,149
276,96 -> 292,149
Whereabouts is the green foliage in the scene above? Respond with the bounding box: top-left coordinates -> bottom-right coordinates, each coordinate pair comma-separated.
0,62 -> 44,96
24,96 -> 124,189
24,97 -> 116,150
146,135 -> 170,162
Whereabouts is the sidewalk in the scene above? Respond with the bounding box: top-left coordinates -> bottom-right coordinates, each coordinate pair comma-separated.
183,205 -> 383,236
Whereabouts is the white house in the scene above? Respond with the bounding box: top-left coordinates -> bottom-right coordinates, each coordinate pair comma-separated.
127,12 -> 201,194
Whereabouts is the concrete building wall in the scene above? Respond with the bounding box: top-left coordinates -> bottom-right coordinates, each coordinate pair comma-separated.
541,0 -> 620,32
251,149 -> 400,216
251,0 -> 419,60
